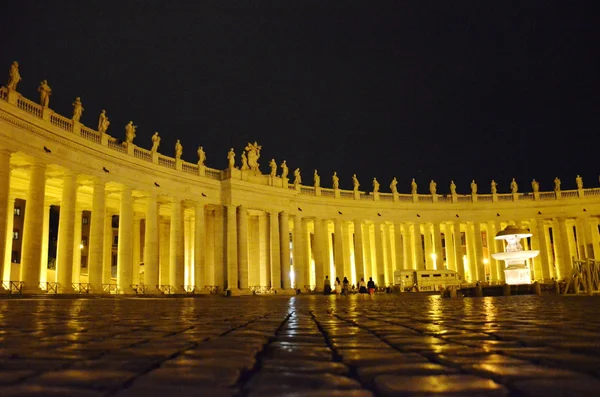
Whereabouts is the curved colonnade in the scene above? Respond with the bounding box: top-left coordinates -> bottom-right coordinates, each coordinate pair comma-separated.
1,83 -> 600,295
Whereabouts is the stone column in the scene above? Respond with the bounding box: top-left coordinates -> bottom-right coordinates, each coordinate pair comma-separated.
423,223 -> 433,269
590,218 -> 600,261
293,215 -> 305,290
566,220 -> 578,262
373,221 -> 385,285
579,217 -> 597,259
401,223 -> 413,270
213,207 -> 224,289
322,220 -> 333,280
353,220 -> 365,282
485,222 -> 499,281
465,223 -> 477,281
72,204 -> 83,284
473,222 -> 485,281
159,217 -> 170,286
394,223 -> 404,272
144,194 -> 160,293
237,205 -> 249,290
117,187 -> 134,293
494,221 -> 506,282
132,216 -> 142,285
452,222 -> 465,279
40,201 -> 50,285
102,212 -> 113,285
342,221 -> 353,282
333,219 -> 345,280
534,219 -> 551,281
20,163 -> 46,292
444,223 -> 456,271
88,181 -> 105,292
205,210 -> 216,286
169,199 -> 184,292
56,171 -> 76,293
258,213 -> 268,286
412,222 -> 425,270
383,224 -> 394,284
0,150 -> 11,283
194,202 -> 205,292
432,222 -> 443,270
280,211 -> 291,289
312,218 -> 324,290
555,218 -> 573,280
2,195 -> 15,283
225,205 -> 238,291
269,211 -> 281,289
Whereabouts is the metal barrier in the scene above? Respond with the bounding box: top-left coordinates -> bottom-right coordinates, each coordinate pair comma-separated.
102,284 -> 119,294
39,282 -> 59,294
2,281 -> 24,294
72,283 -> 91,294
130,284 -> 147,294
564,258 -> 600,295
204,285 -> 220,294
250,286 -> 274,294
181,285 -> 195,294
157,285 -> 175,294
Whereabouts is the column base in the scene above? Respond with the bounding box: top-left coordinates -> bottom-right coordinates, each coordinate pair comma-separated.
226,288 -> 255,296
274,288 -> 297,296
21,286 -> 45,295
195,289 -> 212,295
117,286 -> 137,295
142,287 -> 164,295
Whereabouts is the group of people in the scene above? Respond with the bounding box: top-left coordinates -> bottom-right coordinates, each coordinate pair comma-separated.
323,276 -> 376,299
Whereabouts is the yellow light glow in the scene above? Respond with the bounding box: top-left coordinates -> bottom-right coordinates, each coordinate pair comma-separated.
431,253 -> 437,261
79,244 -> 84,249
483,258 -> 490,264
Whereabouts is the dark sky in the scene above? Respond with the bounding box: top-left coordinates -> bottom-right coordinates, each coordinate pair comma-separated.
1,1 -> 598,193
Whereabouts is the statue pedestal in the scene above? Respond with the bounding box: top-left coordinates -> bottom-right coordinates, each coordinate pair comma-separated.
6,89 -> 19,105
504,263 -> 532,285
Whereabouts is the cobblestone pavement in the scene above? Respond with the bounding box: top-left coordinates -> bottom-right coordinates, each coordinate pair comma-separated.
1,294 -> 600,396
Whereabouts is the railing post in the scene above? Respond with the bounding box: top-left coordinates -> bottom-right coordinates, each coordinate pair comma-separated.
72,120 -> 81,136
7,89 -> 19,105
492,193 -> 498,202
412,193 -> 418,203
471,193 -> 477,203
315,187 -> 321,196
198,164 -> 206,177
451,193 -> 457,203
175,159 -> 182,171
41,107 -> 52,122
334,188 -> 340,199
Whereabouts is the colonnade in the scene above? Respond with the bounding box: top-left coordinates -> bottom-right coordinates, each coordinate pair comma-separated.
2,150 -> 600,293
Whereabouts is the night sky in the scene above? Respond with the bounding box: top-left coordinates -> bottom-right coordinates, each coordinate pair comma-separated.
1,1 -> 598,194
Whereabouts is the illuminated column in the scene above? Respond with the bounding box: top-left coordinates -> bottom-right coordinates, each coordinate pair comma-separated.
169,199 -> 184,292
555,218 -> 573,279
159,217 -> 170,286
144,193 -> 160,293
423,223 -> 433,269
363,223 -> 374,275
401,223 -> 411,270
237,205 -> 249,290
248,216 -> 259,287
3,193 -> 15,282
452,222 -> 465,279
444,224 -> 456,271
183,214 -> 193,285
293,215 -> 305,289
56,171 -> 76,293
578,217 -> 596,259
117,187 -> 134,293
412,222 -> 424,270
0,150 -> 11,283
269,211 -> 281,289
280,211 -> 291,289
353,220 -> 365,282
205,209 -> 215,286
486,222 -> 499,281
394,223 -> 403,272
213,207 -> 225,289
258,213 -> 268,286
39,201 -> 50,285
72,204 -> 83,284
534,219 -> 551,281
88,181 -> 105,292
342,221 -> 352,283
225,205 -> 238,290
494,221 -> 506,282
194,202 -> 205,291
312,218 -> 324,290
130,215 -> 141,285
383,224 -> 393,284
566,221 -> 578,263
333,219 -> 345,279
432,222 -> 443,270
473,222 -> 485,281
102,212 -> 113,285
373,221 -> 385,285
465,223 -> 477,281
322,220 -> 333,280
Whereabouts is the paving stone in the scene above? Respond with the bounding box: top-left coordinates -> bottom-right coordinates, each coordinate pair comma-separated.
263,345 -> 333,361
510,377 -> 600,396
163,356 -> 256,372
30,369 -> 137,390
434,353 -> 533,367
132,366 -> 240,387
339,349 -> 429,366
357,362 -> 460,384
244,372 -> 362,393
261,359 -> 350,375
465,363 -> 588,383
247,389 -> 373,397
114,385 -> 238,397
0,384 -> 106,397
373,374 -> 508,396
0,370 -> 35,385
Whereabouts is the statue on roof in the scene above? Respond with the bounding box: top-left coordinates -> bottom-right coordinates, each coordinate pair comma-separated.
314,170 -> 320,188
373,178 -> 380,193
510,178 -> 518,194
244,141 -> 262,172
124,121 -> 137,144
72,97 -> 84,122
280,160 -> 288,179
7,61 -> 21,91
411,178 -> 417,194
151,132 -> 160,153
293,168 -> 301,187
98,110 -> 110,134
241,152 -> 249,170
554,177 -> 561,192
197,146 -> 206,166
390,177 -> 398,194
429,180 -> 437,195
175,140 -> 183,160
227,148 -> 235,168
269,159 -> 276,177
332,172 -> 339,189
38,80 -> 51,107
450,180 -> 456,195
352,174 -> 360,192
531,179 -> 539,193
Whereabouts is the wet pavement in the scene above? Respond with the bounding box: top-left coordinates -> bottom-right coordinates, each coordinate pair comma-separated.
0,293 -> 600,396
